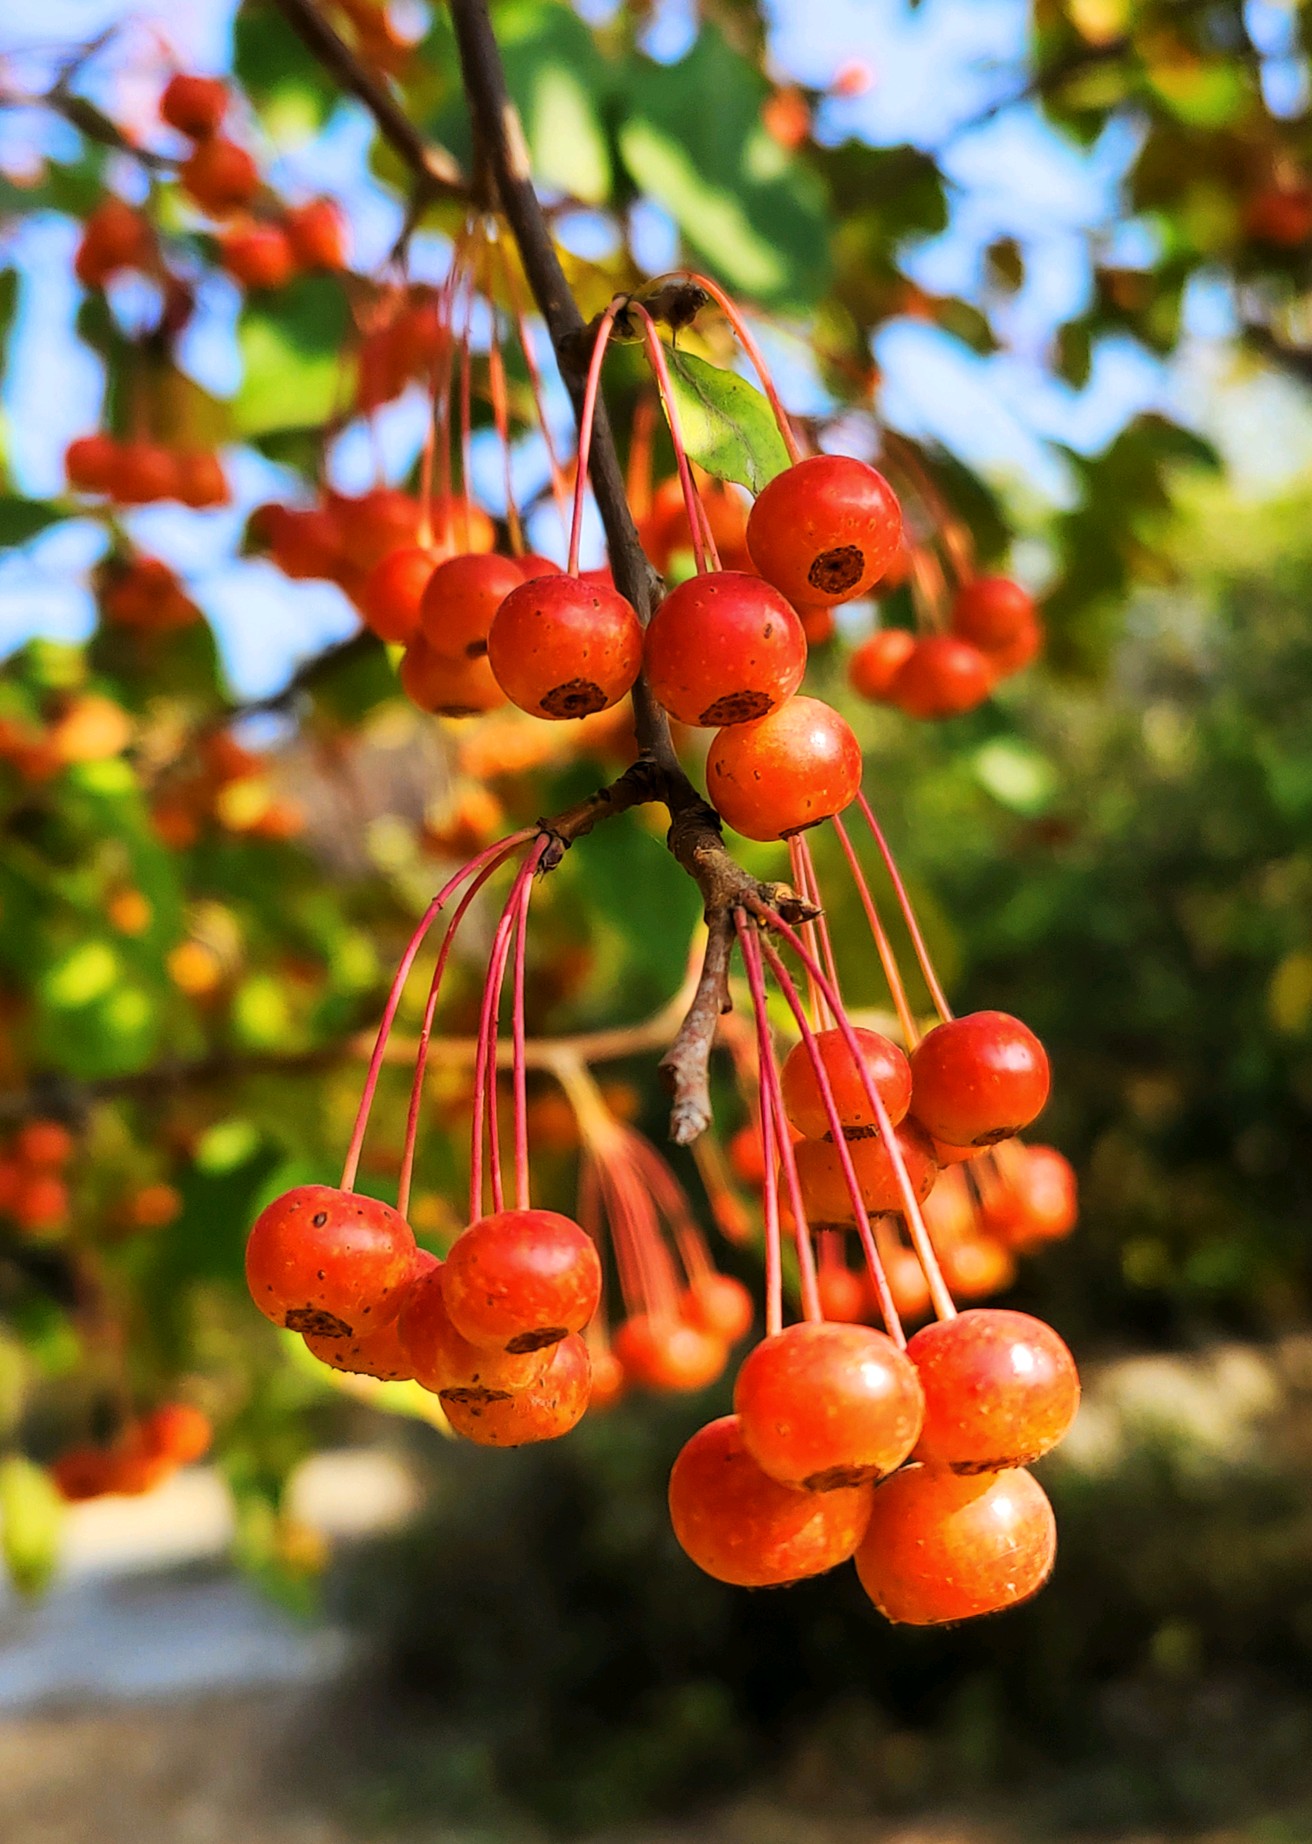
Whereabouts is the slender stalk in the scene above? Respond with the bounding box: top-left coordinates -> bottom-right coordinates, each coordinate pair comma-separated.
830,814 -> 920,1047
566,301 -> 623,576
671,270 -> 804,465
630,304 -> 708,576
857,792 -> 953,1023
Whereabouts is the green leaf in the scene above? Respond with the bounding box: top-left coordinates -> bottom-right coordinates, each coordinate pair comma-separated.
617,27 -> 830,310
0,497 -> 63,546
0,1456 -> 63,1597
235,275 -> 353,438
665,349 -> 789,494
233,2 -> 339,134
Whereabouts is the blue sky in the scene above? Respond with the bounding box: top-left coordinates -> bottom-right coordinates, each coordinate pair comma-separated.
1,0 -> 1309,695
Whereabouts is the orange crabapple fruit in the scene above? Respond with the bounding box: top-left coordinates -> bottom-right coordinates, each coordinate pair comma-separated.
442,1333 -> 592,1447
643,571 -> 807,726
160,73 -> 228,139
668,1414 -> 873,1588
440,1208 -> 602,1354
890,635 -> 993,720
487,576 -> 643,720
816,1262 -> 869,1324
707,696 -> 863,841
909,1010 -> 1050,1148
734,1321 -> 924,1491
906,1307 -> 1080,1473
854,1464 -> 1056,1625
400,637 -> 507,717
180,137 -> 260,216
285,198 -> 348,270
680,1272 -> 755,1345
395,1258 -> 547,1397
245,1183 -> 417,1339
849,627 -> 915,703
219,222 -> 297,291
778,1025 -> 912,1140
358,546 -> 435,645
950,575 -> 1036,650
793,1120 -> 938,1225
420,551 -> 526,660
613,1314 -> 728,1392
746,454 -> 902,605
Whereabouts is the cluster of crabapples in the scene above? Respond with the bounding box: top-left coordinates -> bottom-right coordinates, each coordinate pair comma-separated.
849,573 -> 1044,722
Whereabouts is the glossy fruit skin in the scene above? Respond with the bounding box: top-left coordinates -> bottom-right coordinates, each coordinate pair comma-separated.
160,73 -> 228,139
735,1322 -> 925,1490
816,1263 -> 868,1324
400,637 -> 506,717
849,628 -> 915,702
908,1308 -> 1079,1472
940,1236 -> 1015,1301
220,222 -> 296,291
420,552 -> 525,660
668,1414 -> 873,1588
951,576 -> 1035,650
998,1144 -> 1078,1245
794,1122 -> 938,1225
779,1026 -> 912,1139
358,546 -> 434,645
441,1209 -> 602,1353
891,636 -> 993,719
707,696 -> 863,841
304,1311 -> 413,1381
245,1183 -> 417,1339
488,577 -> 643,720
884,1248 -> 932,1324
985,616 -> 1043,676
442,1334 -> 592,1446
855,1464 -> 1056,1625
180,138 -> 260,216
747,455 -> 903,606
613,1315 -> 728,1392
643,571 -> 807,726
286,199 -> 348,270
680,1272 -> 755,1344
909,1011 -> 1050,1147
395,1259 -> 546,1395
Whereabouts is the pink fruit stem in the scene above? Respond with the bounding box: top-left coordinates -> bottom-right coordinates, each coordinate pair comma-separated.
432,234 -> 468,517
510,855 -> 534,1211
624,1129 -> 713,1283
470,838 -> 547,1220
755,934 -> 907,1347
671,269 -> 805,466
340,830 -> 532,1192
458,267 -> 476,552
856,791 -> 954,1023
735,913 -> 823,1326
830,814 -> 920,1048
629,302 -> 709,577
790,834 -> 843,1026
395,851 -> 511,1219
485,303 -> 524,556
498,239 -> 571,524
750,901 -> 957,1322
567,300 -> 624,577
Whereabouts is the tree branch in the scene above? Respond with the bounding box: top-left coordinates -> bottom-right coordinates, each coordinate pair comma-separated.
269,0 -> 464,199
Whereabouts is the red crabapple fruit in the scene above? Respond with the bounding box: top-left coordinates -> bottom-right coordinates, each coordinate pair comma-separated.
707,696 -> 862,840
245,1183 -> 417,1338
907,1307 -> 1079,1472
747,455 -> 903,605
488,576 -> 643,719
440,1208 -> 602,1353
779,1026 -> 912,1139
909,1011 -> 1050,1147
442,1333 -> 592,1446
643,571 -> 807,726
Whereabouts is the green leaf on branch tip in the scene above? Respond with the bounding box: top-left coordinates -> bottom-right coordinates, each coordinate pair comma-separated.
665,349 -> 789,495
235,276 -> 352,439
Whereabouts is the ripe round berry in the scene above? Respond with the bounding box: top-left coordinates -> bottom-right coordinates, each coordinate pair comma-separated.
854,1464 -> 1056,1625
180,137 -> 260,216
487,576 -> 642,720
613,1314 -> 728,1392
793,1121 -> 938,1225
1000,1144 -> 1078,1244
779,1026 -> 912,1140
886,1247 -> 932,1324
907,1307 -> 1079,1472
357,546 -> 434,645
400,637 -> 506,717
15,1119 -> 75,1168
940,1236 -> 1015,1301
797,604 -> 836,646
734,1321 -> 924,1491
849,628 -> 915,703
668,1414 -> 872,1588
245,1183 -> 417,1338
219,222 -> 297,291
747,455 -> 902,606
707,696 -> 862,841
441,1208 -> 601,1353
909,1011 -> 1050,1148
304,1311 -> 413,1381
588,1347 -> 627,1412
442,1334 -> 592,1447
951,576 -> 1035,650
985,615 -> 1044,677
420,552 -> 525,660
815,1262 -> 868,1324
74,198 -> 150,288
285,199 -> 348,271
160,73 -> 228,140
65,433 -> 119,495
395,1258 -> 546,1395
174,451 -> 229,509
890,635 -> 993,719
643,571 -> 807,726
680,1272 -> 755,1345
139,1403 -> 213,1466
111,442 -> 177,506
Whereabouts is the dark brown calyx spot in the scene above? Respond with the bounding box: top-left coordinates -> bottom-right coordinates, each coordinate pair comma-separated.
465,640 -> 488,658
808,544 -> 864,595
541,679 -> 606,719
971,1126 -> 1017,1146
311,1211 -> 329,1227
439,1386 -> 513,1406
803,1462 -> 878,1492
505,1326 -> 566,1354
832,1123 -> 880,1143
437,702 -> 481,718
699,689 -> 772,725
950,1452 -> 1034,1476
285,1306 -> 352,1338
